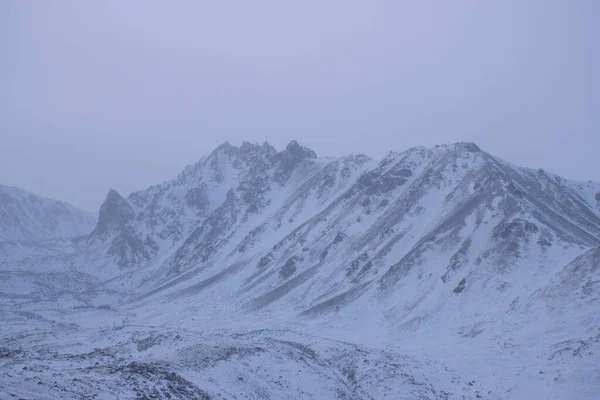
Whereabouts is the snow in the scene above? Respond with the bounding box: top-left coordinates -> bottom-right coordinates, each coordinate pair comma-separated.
1,141 -> 599,399
0,184 -> 96,242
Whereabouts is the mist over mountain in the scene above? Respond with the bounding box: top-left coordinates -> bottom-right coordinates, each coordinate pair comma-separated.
0,184 -> 96,243
1,141 -> 599,399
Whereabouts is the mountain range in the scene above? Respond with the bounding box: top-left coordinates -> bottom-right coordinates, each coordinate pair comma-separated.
1,141 -> 599,399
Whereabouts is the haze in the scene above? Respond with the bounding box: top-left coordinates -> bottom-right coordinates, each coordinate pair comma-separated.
1,1 -> 598,211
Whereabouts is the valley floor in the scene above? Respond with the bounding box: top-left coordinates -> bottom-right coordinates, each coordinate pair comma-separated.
1,292 -> 598,400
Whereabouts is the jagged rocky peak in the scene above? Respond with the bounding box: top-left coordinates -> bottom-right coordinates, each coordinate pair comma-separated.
213,141 -> 238,155
210,140 -> 315,161
283,140 -> 317,159
437,141 -> 482,154
237,142 -> 277,166
240,141 -> 276,156
208,141 -> 278,172
211,141 -> 276,157
455,141 -> 481,152
94,189 -> 135,235
458,141 -> 481,151
273,140 -> 318,184
208,139 -> 318,185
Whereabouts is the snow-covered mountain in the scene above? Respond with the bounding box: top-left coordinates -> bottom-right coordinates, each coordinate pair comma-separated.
1,141 -> 600,399
0,184 -> 96,242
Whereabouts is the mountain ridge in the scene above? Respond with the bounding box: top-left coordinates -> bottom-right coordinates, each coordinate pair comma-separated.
0,183 -> 96,243
1,140 -> 599,399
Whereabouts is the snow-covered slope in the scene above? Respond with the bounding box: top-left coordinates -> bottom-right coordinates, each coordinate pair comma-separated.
1,141 -> 600,399
0,184 -> 96,242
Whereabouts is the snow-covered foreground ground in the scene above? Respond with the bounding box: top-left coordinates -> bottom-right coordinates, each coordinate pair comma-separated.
0,301 -> 498,400
1,271 -> 598,400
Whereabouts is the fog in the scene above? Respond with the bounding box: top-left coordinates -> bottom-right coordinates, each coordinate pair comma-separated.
1,1 -> 597,210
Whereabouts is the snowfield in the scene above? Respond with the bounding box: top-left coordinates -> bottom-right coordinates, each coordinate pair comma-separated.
1,141 -> 599,399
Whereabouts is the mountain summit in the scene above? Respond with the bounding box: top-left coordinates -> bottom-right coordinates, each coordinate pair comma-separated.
94,189 -> 135,235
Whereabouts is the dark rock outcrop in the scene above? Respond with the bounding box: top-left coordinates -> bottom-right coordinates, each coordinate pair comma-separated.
94,189 -> 135,235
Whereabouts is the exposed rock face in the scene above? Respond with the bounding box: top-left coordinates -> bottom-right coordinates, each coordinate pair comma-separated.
273,140 -> 318,185
184,186 -> 209,212
94,189 -> 135,235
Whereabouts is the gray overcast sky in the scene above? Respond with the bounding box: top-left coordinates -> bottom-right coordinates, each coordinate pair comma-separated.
1,1 -> 598,211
